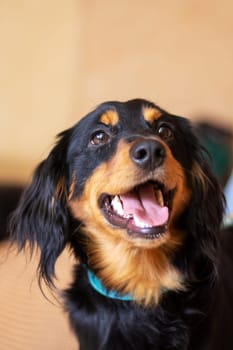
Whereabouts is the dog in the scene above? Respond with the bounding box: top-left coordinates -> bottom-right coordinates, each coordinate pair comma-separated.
9,99 -> 233,349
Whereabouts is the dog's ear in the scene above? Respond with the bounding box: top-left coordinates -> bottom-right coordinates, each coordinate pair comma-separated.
9,129 -> 72,287
185,140 -> 225,279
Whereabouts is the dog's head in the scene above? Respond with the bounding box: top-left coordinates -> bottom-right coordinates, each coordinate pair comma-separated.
10,99 -> 224,304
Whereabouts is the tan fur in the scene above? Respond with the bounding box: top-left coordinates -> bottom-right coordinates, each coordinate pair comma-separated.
99,110 -> 119,126
55,177 -> 66,199
87,234 -> 184,305
143,107 -> 161,124
51,177 -> 67,214
68,174 -> 76,200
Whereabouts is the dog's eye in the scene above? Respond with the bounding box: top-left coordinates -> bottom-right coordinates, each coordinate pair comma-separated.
157,125 -> 174,140
90,130 -> 110,145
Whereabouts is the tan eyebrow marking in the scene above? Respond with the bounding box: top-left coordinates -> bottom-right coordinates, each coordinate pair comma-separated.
99,110 -> 119,126
143,107 -> 162,124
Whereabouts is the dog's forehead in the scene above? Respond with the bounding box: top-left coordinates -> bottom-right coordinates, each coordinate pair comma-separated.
101,101 -> 162,126
85,100 -> 164,128
74,99 -> 190,140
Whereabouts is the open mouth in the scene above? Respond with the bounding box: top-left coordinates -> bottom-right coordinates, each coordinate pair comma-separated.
99,181 -> 175,240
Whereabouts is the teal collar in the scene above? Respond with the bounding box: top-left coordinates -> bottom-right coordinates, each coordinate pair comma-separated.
87,269 -> 133,301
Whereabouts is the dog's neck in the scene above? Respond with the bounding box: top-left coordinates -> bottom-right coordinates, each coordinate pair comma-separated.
87,269 -> 134,301
86,237 -> 184,305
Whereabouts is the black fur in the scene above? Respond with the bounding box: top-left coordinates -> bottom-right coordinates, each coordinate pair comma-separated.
10,99 -> 232,349
0,185 -> 23,241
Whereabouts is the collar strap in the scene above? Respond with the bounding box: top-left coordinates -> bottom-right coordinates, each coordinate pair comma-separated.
87,269 -> 133,301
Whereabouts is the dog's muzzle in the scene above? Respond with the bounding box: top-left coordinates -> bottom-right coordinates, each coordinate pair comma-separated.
99,139 -> 175,240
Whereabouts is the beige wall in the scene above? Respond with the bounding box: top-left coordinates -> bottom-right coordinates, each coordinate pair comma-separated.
1,0 -> 233,183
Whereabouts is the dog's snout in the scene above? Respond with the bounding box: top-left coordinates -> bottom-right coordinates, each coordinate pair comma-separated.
130,139 -> 165,170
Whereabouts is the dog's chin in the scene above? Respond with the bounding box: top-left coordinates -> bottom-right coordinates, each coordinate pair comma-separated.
99,180 -> 175,245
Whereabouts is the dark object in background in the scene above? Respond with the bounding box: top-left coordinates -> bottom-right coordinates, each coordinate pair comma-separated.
0,185 -> 24,241
195,121 -> 233,187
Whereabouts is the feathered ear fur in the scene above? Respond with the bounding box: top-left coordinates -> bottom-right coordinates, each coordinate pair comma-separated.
183,139 -> 225,282
9,129 -> 72,287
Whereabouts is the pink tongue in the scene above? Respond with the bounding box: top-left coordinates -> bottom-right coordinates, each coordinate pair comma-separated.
120,183 -> 168,227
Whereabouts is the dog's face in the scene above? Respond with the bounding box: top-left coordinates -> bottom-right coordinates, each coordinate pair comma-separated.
68,100 -> 191,250
10,99 -> 224,305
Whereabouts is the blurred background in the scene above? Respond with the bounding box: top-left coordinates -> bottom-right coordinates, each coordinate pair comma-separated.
1,0 -> 233,184
0,0 -> 233,349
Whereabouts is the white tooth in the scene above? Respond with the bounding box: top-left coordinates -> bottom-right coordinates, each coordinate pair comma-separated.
126,214 -> 133,219
111,195 -> 124,216
133,216 -> 152,228
155,189 -> 164,207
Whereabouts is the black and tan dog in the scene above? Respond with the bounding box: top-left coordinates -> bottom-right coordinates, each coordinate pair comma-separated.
10,99 -> 233,349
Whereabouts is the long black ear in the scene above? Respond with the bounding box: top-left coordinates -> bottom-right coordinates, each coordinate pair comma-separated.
9,129 -> 72,287
184,138 -> 225,281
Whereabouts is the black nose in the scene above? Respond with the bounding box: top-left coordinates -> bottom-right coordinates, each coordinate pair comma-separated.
130,139 -> 166,170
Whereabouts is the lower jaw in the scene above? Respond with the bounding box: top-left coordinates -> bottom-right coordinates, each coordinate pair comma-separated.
126,227 -> 170,249
126,218 -> 168,239
102,209 -> 169,244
